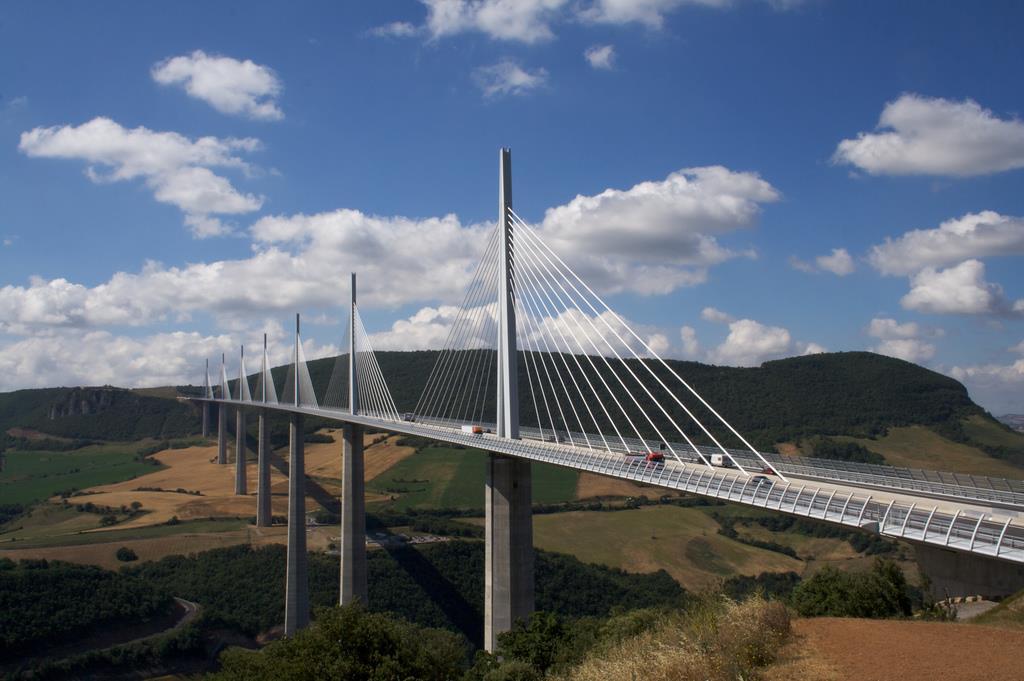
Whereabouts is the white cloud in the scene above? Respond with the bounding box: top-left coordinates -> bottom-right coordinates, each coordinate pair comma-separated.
867,318 -> 920,340
370,21 -> 421,37
579,0 -> 725,28
701,307 -> 734,323
422,0 -> 568,43
0,323 -> 336,393
584,44 -> 616,69
707,318 -> 793,366
815,248 -> 855,276
473,59 -> 548,97
901,259 -> 1023,316
2,237 -> 13,247
151,50 -> 283,121
950,360 -> 1024,415
833,94 -> 1024,177
790,247 -> 855,276
1012,340 -> 1024,355
873,339 -> 936,364
537,165 -> 778,295
18,117 -> 263,238
0,211 -> 493,335
800,342 -> 827,355
868,211 -> 1024,276
679,325 -> 700,358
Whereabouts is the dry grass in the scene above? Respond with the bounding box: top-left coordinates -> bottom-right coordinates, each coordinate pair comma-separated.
558,596 -> 791,681
0,530 -> 252,570
575,472 -> 652,499
54,430 -> 410,532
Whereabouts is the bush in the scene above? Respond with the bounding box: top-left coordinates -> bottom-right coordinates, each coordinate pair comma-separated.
116,547 -> 138,562
209,604 -> 465,681
790,559 -> 912,618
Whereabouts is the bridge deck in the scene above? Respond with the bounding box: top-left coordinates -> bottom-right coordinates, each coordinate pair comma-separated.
197,398 -> 1024,565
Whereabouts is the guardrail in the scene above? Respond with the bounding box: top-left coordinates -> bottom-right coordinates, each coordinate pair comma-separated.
198,399 -> 1024,564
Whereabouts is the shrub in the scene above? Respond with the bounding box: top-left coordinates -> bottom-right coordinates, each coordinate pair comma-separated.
116,547 -> 138,562
790,559 -> 912,618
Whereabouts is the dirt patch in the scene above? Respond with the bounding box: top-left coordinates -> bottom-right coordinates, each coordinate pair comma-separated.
575,472 -> 652,499
5,427 -> 70,441
775,441 -> 802,456
364,436 -> 417,481
776,617 -> 1024,681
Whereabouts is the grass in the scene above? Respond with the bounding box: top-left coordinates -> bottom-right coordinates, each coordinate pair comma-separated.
0,515 -> 247,550
972,588 -> 1024,629
366,445 -> 578,511
527,505 -> 801,590
555,596 -> 791,681
835,425 -> 1024,479
962,414 -> 1024,451
0,443 -> 166,505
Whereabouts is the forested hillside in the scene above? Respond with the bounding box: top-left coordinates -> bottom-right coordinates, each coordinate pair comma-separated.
1,351 -> 1011,456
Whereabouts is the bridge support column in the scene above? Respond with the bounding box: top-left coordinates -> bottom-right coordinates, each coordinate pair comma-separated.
256,411 -> 271,527
284,414 -> 309,635
235,409 -> 247,495
201,402 -> 209,437
217,404 -> 227,464
485,453 -> 533,653
913,543 -> 1024,600
339,423 -> 367,605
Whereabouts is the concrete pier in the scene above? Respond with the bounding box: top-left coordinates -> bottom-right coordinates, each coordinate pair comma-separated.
256,411 -> 271,527
484,453 -> 534,652
235,409 -> 247,495
914,544 -> 1024,599
217,404 -> 227,464
339,423 -> 367,604
284,414 -> 309,635
201,402 -> 209,437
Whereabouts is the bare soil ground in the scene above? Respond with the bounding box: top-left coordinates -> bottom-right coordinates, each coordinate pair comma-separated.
767,617 -> 1024,681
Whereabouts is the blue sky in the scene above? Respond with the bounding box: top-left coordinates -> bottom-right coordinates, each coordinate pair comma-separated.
1,0 -> 1023,414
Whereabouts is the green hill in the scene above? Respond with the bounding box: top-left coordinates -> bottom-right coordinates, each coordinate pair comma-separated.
4,351 -> 1023,472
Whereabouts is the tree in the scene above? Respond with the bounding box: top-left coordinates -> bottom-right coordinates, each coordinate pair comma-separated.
116,547 -> 138,562
210,604 -> 465,681
791,559 -> 912,618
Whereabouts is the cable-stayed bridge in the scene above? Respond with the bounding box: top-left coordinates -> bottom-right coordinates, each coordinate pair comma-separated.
192,149 -> 1024,649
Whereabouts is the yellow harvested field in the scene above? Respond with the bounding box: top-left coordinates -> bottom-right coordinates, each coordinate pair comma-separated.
55,431 -> 414,532
575,472 -> 653,499
0,530 -> 252,570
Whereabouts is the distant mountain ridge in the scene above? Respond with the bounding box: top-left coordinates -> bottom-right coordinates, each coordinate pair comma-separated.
0,351 -> 991,441
999,415 -> 1024,433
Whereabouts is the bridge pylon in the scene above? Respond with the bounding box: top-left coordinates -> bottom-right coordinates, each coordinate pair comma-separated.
235,345 -> 248,496
256,334 -> 272,528
340,272 -> 368,605
485,147 -> 534,652
284,314 -> 310,635
217,354 -> 228,465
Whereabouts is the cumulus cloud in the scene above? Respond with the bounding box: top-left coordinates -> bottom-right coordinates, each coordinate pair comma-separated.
537,165 -> 778,295
584,44 -> 616,69
867,318 -> 920,340
868,211 -> 1024,276
18,117 -> 263,238
473,59 -> 548,97
789,247 -> 855,276
950,360 -> 1024,415
872,338 -> 936,364
707,318 -> 793,366
422,0 -> 568,43
900,259 -> 1023,316
679,325 -> 700,358
698,309 -> 821,366
0,324 -> 337,393
701,307 -> 734,323
833,94 -> 1024,177
369,21 -> 421,38
151,50 -> 283,121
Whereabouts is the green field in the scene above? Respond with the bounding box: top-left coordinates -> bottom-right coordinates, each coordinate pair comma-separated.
367,445 -> 578,511
513,505 -> 802,590
0,443 -> 166,505
0,511 -> 247,550
835,424 -> 1024,479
